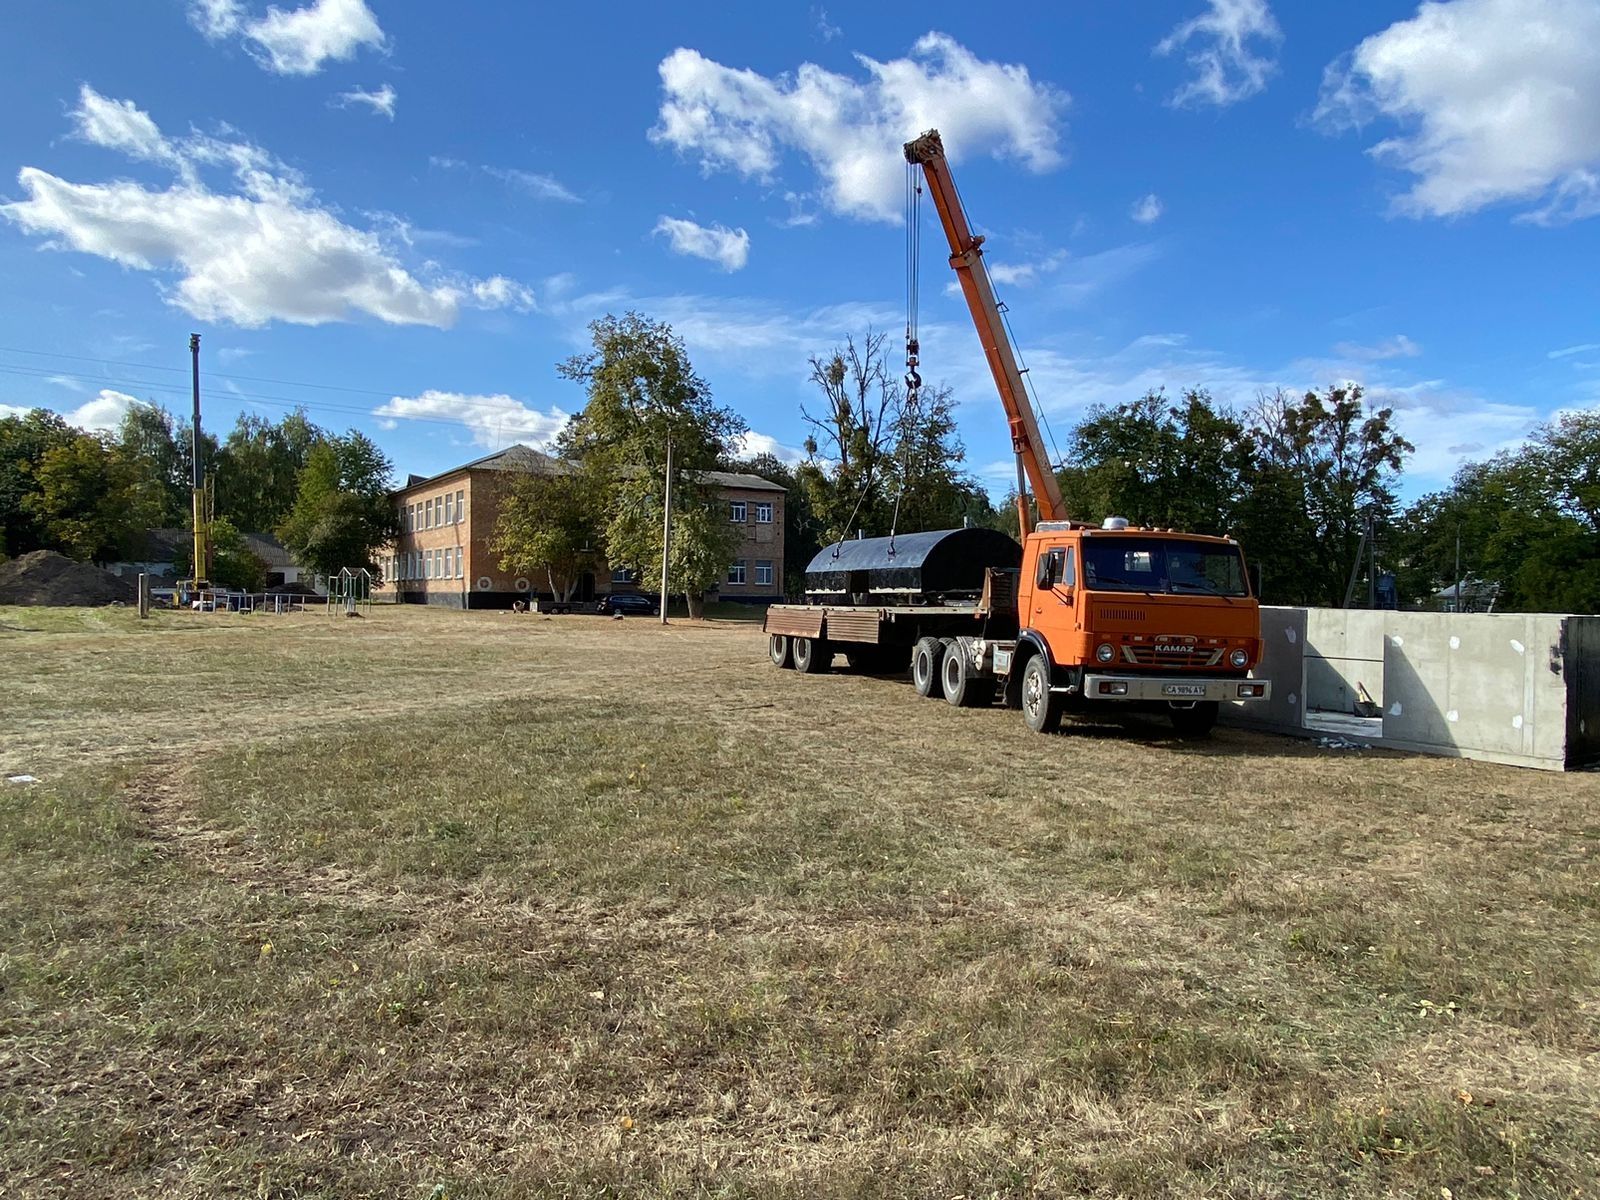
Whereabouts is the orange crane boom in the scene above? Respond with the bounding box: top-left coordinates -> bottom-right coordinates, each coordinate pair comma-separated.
903,129 -> 1067,533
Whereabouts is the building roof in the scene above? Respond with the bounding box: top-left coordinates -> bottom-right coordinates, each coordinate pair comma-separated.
392,444 -> 785,496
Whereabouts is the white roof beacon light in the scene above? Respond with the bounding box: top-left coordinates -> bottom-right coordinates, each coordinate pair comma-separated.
1102,516 -> 1130,531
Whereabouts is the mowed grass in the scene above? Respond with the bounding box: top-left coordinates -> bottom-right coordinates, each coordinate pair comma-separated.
1,605 -> 1596,1198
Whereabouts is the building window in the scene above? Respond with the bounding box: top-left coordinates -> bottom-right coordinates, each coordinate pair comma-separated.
729,501 -> 746,523
443,547 -> 453,579
755,502 -> 773,523
727,561 -> 746,585
456,489 -> 465,523
456,550 -> 464,579
404,504 -> 412,532
610,567 -> 633,584
755,561 -> 774,586
425,498 -> 434,529
444,493 -> 454,525
426,552 -> 435,580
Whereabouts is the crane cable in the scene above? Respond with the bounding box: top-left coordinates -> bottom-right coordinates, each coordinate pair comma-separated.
889,161 -> 924,549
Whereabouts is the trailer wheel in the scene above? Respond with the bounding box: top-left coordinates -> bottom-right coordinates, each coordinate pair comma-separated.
941,638 -> 993,707
1169,701 -> 1218,738
768,634 -> 793,669
911,636 -> 946,698
1020,654 -> 1062,733
792,636 -> 831,674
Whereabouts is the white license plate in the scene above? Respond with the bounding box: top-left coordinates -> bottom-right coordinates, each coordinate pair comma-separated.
1163,684 -> 1207,697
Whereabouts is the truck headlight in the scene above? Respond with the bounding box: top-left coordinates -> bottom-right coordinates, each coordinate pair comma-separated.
1096,643 -> 1115,663
1229,648 -> 1249,668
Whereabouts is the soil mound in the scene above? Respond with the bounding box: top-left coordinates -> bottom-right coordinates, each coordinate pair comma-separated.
0,551 -> 136,607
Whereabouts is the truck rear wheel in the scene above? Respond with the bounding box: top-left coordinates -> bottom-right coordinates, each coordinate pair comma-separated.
768,634 -> 793,669
792,636 -> 830,674
1020,654 -> 1062,734
941,638 -> 994,708
1169,701 -> 1218,738
911,636 -> 945,698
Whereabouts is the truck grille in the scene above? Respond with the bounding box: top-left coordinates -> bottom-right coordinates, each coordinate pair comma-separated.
1121,645 -> 1222,668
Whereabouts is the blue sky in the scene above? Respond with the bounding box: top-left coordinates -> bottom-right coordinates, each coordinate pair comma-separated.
3,0 -> 1598,500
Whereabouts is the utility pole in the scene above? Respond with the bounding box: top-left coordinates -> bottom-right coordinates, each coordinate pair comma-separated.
189,333 -> 209,590
1366,513 -> 1377,610
659,435 -> 672,626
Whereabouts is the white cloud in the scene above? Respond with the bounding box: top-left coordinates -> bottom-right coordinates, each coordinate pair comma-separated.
1333,334 -> 1422,361
653,216 -> 751,271
46,374 -> 86,392
373,391 -> 571,451
432,157 -> 581,203
470,275 -> 535,311
484,166 -> 581,203
1156,0 -> 1282,108
1550,342 -> 1600,359
651,32 -> 1066,223
336,83 -> 396,120
69,85 -> 184,169
988,249 -> 1067,288
1314,0 -> 1600,222
813,7 -> 842,42
70,389 -> 140,432
191,0 -> 386,76
3,90 -> 531,329
1130,193 -> 1163,224
732,430 -> 806,465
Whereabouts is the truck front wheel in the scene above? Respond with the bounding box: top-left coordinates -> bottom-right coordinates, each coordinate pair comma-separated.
1020,654 -> 1062,734
911,636 -> 945,698
1169,701 -> 1218,738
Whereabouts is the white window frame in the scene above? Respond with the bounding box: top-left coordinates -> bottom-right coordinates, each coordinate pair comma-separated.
755,502 -> 773,524
426,499 -> 435,529
727,561 -> 746,585
456,550 -> 464,580
755,561 -> 774,586
444,493 -> 453,525
729,501 -> 746,523
443,547 -> 453,579
456,489 -> 465,524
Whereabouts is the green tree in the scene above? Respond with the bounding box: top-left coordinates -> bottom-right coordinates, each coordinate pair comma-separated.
215,409 -> 324,532
174,516 -> 267,591
796,330 -> 900,541
881,383 -> 992,534
488,467 -> 603,601
0,408 -> 76,556
26,432 -> 160,563
1251,385 -> 1413,607
277,433 -> 397,577
556,312 -> 745,617
115,401 -> 187,526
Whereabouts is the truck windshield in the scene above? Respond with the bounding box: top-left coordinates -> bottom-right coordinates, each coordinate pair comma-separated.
1081,538 -> 1250,597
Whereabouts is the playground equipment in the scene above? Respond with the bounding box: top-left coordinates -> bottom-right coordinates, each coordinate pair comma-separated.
327,568 -> 376,617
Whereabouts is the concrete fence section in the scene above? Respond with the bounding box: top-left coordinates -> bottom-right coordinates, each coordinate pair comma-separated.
1223,607 -> 1600,771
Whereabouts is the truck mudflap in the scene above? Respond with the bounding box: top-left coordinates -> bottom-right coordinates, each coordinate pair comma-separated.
1078,675 -> 1271,703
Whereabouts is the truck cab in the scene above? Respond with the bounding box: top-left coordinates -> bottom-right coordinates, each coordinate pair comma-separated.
1004,518 -> 1269,734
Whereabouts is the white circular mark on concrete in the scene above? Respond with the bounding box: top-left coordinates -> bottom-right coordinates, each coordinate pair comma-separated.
1389,702 -> 1403,716
1449,636 -> 1460,650
1287,692 -> 1298,707
1512,714 -> 1524,730
1447,710 -> 1460,723
1510,639 -> 1525,654
1391,634 -> 1404,648
1285,627 -> 1298,644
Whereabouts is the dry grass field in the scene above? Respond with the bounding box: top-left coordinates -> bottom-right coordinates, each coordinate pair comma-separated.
1,604 -> 1596,1198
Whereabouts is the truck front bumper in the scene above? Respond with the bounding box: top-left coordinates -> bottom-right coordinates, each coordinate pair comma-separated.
1077,674 -> 1271,703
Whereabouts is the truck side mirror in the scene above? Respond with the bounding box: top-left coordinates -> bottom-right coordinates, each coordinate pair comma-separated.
1250,562 -> 1263,599
1036,556 -> 1054,588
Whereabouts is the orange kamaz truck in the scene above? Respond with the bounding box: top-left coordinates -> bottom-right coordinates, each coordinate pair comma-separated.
762,130 -> 1270,736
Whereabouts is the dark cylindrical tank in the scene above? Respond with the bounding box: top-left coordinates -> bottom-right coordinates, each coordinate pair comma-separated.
805,527 -> 1021,603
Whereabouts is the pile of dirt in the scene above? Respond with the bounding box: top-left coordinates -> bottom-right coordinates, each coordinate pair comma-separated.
0,551 -> 136,607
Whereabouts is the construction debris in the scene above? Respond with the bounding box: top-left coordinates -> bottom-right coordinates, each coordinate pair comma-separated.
0,551 -> 136,607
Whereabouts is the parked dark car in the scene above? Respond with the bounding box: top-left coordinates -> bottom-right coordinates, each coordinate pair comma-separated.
596,592 -> 659,616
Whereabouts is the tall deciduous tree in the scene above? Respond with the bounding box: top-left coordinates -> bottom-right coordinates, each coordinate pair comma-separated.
796,330 -> 899,541
556,312 -> 745,617
1250,386 -> 1412,606
115,402 -> 187,526
215,409 -> 324,532
0,408 -> 76,556
488,468 -> 603,602
26,432 -> 161,563
278,432 -> 397,577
